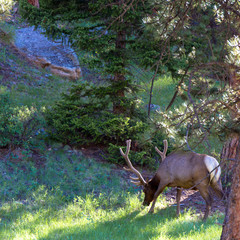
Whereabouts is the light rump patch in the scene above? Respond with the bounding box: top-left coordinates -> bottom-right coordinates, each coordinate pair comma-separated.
204,156 -> 221,182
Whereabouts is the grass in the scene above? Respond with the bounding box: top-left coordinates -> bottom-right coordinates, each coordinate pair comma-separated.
0,201 -> 224,240
130,65 -> 182,111
10,74 -> 74,109
143,75 -> 181,110
0,150 -> 224,240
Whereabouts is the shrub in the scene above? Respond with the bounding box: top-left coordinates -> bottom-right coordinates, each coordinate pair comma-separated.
0,86 -> 42,149
106,130 -> 173,168
106,143 -> 156,167
45,83 -> 148,146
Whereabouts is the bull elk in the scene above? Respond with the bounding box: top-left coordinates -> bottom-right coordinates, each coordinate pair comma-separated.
120,139 -> 223,221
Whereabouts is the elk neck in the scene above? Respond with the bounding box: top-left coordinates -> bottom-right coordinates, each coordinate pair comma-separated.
148,174 -> 160,192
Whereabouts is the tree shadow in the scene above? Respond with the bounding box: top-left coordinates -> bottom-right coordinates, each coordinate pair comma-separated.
0,189 -> 223,240
36,205 -> 217,240
164,216 -> 223,239
0,187 -> 67,230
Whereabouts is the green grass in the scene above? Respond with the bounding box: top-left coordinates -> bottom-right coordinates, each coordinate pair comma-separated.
10,76 -> 74,109
130,65 -> 181,110
0,199 -> 224,240
0,150 -> 224,240
144,75 -> 181,110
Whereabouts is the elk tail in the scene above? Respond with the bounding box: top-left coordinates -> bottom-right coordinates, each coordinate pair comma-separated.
204,156 -> 221,183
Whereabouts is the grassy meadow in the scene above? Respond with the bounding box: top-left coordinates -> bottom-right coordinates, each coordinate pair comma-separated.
0,26 -> 224,239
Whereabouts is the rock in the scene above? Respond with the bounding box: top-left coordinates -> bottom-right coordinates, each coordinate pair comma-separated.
145,104 -> 161,112
13,26 -> 82,80
50,65 -> 82,81
34,57 -> 51,68
63,145 -> 72,151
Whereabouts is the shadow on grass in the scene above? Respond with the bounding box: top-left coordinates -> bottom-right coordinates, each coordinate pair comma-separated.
164,216 -> 223,239
37,210 -> 155,240
0,186 -> 67,229
36,205 -> 218,240
0,194 -> 222,240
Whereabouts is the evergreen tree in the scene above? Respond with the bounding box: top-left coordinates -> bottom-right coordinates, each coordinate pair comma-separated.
19,0 -> 240,146
19,0 -> 153,114
19,0 -> 157,146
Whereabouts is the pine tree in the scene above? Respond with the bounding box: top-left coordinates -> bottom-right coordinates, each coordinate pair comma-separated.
18,0 -> 156,146
19,0 -> 153,114
0,0 -> 14,21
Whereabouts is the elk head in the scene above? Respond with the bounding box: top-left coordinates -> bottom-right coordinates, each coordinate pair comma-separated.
120,139 -> 168,207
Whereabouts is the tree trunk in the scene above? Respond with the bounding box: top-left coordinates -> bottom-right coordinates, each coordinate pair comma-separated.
113,73 -> 126,114
113,30 -> 126,114
221,135 -> 239,163
221,141 -> 240,240
221,134 -> 239,193
27,0 -> 40,8
221,69 -> 240,239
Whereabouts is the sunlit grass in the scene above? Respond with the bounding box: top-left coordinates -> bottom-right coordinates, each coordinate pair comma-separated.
147,75 -> 180,109
0,150 -> 224,240
0,187 -> 224,240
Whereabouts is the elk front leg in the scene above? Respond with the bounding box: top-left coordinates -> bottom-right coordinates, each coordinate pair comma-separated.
149,184 -> 166,213
176,187 -> 182,217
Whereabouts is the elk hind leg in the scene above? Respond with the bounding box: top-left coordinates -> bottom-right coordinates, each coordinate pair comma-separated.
211,181 -> 224,199
176,187 -> 182,217
197,185 -> 212,221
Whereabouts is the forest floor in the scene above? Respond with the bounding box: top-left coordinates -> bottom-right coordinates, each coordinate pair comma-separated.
0,12 -> 225,220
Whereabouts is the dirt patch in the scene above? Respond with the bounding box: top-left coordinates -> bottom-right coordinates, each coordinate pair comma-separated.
165,187 -> 225,216
0,147 -> 46,168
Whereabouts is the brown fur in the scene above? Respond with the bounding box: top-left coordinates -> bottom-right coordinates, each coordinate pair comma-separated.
143,151 -> 223,220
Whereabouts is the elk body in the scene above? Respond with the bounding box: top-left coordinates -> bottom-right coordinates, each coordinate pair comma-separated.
120,140 -> 223,221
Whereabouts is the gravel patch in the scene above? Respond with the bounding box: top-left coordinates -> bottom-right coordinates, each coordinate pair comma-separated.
14,26 -> 79,68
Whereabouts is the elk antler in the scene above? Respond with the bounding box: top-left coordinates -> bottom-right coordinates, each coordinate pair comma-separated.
155,139 -> 168,161
120,139 -> 147,186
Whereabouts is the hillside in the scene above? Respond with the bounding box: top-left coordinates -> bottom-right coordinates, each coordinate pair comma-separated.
0,39 -> 49,88
0,19 -> 225,240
